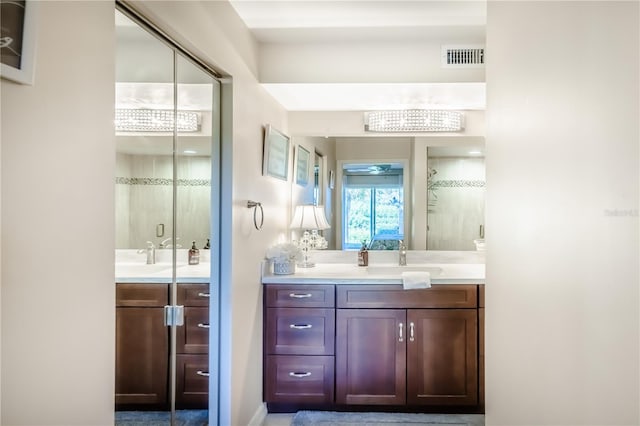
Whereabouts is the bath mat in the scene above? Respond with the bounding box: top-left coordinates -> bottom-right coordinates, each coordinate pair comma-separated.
114,409 -> 207,426
291,411 -> 485,426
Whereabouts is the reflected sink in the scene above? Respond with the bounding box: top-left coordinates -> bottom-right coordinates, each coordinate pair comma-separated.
115,263 -> 173,276
366,265 -> 442,276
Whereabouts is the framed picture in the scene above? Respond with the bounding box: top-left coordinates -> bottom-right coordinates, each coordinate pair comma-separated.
295,145 -> 310,186
0,0 -> 38,85
263,124 -> 290,181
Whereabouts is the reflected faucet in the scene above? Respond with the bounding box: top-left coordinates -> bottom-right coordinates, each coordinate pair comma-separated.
137,241 -> 156,264
398,240 -> 407,266
159,237 -> 182,249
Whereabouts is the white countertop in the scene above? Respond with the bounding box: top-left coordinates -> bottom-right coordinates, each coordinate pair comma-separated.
115,249 -> 210,283
261,250 -> 485,285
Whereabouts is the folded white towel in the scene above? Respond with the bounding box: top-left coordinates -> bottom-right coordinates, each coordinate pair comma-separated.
401,271 -> 431,290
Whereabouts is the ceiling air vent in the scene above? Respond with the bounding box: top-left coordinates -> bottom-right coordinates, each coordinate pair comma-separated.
442,45 -> 485,68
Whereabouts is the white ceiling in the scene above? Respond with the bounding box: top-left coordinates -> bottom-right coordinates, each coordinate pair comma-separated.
229,0 -> 487,111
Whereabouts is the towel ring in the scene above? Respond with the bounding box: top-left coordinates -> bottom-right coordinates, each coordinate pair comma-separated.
247,200 -> 264,230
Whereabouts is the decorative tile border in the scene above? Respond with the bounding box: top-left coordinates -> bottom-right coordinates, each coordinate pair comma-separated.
115,177 -> 210,187
431,179 -> 485,188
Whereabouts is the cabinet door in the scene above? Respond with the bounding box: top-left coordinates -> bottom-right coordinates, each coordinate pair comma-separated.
407,309 -> 478,406
336,309 -> 406,405
115,307 -> 168,408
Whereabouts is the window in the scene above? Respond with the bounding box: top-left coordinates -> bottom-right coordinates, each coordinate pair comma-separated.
342,164 -> 404,250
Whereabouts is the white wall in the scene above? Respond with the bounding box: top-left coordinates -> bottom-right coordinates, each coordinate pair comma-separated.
129,2 -> 290,425
260,41 -> 485,84
1,2 -> 115,425
486,2 -> 639,425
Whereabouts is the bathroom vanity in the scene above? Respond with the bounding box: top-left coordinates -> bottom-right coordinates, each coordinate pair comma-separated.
114,253 -> 211,410
262,251 -> 485,414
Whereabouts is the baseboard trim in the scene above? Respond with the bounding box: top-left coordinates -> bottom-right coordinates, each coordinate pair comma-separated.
248,402 -> 268,426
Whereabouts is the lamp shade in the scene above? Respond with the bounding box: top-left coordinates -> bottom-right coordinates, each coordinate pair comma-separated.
290,205 -> 330,230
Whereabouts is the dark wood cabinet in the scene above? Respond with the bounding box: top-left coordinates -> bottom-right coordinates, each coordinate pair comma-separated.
115,284 -> 169,409
336,309 -> 406,405
406,309 -> 477,405
176,283 -> 210,409
115,282 -> 209,410
264,285 -> 336,405
263,283 -> 483,412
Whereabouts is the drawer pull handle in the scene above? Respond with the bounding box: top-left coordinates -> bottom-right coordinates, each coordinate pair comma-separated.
197,323 -> 210,329
288,293 -> 312,299
198,292 -> 210,298
399,322 -> 404,342
289,372 -> 311,378
196,371 -> 210,377
409,322 -> 415,342
289,324 -> 312,330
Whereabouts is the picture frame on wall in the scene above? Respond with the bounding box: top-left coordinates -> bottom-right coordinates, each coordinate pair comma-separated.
0,0 -> 38,85
295,145 -> 310,186
263,124 -> 290,181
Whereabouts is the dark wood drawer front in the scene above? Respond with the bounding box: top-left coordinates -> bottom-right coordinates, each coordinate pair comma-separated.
176,354 -> 208,409
116,283 -> 168,307
337,285 -> 477,309
479,284 -> 485,308
265,355 -> 334,404
177,283 -> 210,306
266,285 -> 335,308
266,308 -> 335,355
177,307 -> 209,354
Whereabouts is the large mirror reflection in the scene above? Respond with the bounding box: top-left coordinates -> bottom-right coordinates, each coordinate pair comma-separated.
293,136 -> 485,251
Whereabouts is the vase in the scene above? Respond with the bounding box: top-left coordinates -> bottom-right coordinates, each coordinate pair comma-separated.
273,260 -> 295,275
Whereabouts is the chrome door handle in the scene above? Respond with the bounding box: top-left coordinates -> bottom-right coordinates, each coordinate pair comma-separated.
198,292 -> 210,298
399,322 -> 404,342
409,322 -> 415,342
288,293 -> 312,298
289,372 -> 311,378
197,323 -> 210,328
196,371 -> 209,377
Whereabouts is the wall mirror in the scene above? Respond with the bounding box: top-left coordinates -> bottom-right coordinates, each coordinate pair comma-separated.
294,136 -> 485,251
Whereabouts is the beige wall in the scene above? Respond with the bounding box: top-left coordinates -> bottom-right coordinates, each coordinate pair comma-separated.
486,2 -> 639,424
1,2 -> 115,425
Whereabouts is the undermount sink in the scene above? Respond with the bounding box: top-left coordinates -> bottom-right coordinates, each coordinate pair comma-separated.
366,265 -> 443,276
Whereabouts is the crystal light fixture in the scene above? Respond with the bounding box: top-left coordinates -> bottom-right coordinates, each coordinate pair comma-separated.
365,110 -> 464,132
115,109 -> 199,132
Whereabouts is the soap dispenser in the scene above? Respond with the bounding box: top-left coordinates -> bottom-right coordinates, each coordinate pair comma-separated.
358,240 -> 369,267
188,241 -> 200,265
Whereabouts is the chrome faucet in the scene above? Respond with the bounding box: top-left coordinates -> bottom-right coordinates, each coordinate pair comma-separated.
398,239 -> 407,266
159,237 -> 182,249
137,241 -> 156,264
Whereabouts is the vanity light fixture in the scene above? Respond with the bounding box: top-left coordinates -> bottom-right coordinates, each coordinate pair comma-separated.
290,205 -> 330,268
115,109 -> 199,132
365,110 -> 464,133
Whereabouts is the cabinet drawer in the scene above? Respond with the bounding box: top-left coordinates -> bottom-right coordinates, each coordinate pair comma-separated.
177,307 -> 209,354
116,283 -> 168,307
479,284 -> 485,308
266,308 -> 335,355
337,285 -> 477,308
265,355 -> 334,404
176,354 -> 208,409
266,285 -> 335,308
177,283 -> 210,306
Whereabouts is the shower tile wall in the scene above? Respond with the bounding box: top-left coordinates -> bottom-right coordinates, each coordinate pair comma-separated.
427,156 -> 485,250
116,152 -> 211,251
